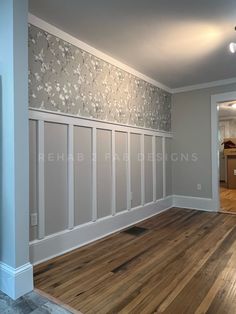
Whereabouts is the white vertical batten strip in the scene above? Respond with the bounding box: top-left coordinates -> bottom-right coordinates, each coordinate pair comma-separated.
111,130 -> 116,216
162,137 -> 166,198
152,136 -> 157,202
127,132 -> 131,210
37,120 -> 45,239
141,134 -> 145,205
92,127 -> 97,221
68,124 -> 74,229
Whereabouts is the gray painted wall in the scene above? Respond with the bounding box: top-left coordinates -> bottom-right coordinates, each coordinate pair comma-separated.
144,135 -> 153,203
29,120 -> 38,241
156,137 -> 163,199
97,129 -> 112,218
29,122 -> 170,240
165,138 -> 172,196
74,126 -> 93,225
115,132 -> 127,212
172,83 -> 236,198
130,133 -> 142,207
44,122 -> 68,235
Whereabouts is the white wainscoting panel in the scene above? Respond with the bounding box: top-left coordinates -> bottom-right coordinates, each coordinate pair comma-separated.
74,126 -> 93,225
30,197 -> 173,265
156,137 -> 163,200
44,122 -> 68,236
29,109 -> 173,264
130,133 -> 142,208
165,137 -> 172,196
29,120 -> 38,241
97,129 -> 112,218
115,131 -> 128,213
144,135 -> 153,203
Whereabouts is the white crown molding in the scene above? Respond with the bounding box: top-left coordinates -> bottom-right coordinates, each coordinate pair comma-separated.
28,13 -> 171,93
0,262 -> 33,300
172,77 -> 236,94
28,14 -> 236,95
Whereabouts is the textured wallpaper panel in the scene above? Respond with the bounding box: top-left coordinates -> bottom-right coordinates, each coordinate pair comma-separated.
28,24 -> 171,131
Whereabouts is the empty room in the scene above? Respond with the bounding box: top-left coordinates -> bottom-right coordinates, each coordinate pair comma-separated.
1,0 -> 236,313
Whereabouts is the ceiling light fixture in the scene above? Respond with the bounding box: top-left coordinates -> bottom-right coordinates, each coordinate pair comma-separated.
229,42 -> 236,53
231,103 -> 236,109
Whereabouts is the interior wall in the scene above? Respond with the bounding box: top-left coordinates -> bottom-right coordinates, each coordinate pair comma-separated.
144,135 -> 153,203
29,111 -> 172,263
44,122 -> 68,236
172,83 -> 236,198
74,126 -> 93,225
28,24 -> 171,131
115,131 -> 128,212
130,133 -> 142,208
0,0 -> 33,300
97,129 -> 112,218
28,19 -> 173,264
156,137 -> 163,199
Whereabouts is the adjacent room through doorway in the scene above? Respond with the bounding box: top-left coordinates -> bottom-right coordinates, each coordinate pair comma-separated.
219,101 -> 236,213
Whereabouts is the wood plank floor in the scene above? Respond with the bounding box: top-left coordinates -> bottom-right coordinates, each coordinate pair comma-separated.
34,208 -> 236,314
220,186 -> 236,213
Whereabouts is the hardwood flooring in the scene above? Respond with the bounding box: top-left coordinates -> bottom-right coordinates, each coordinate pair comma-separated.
34,208 -> 236,313
220,186 -> 236,213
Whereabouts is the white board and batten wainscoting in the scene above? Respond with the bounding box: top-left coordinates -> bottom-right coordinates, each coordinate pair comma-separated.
29,109 -> 173,265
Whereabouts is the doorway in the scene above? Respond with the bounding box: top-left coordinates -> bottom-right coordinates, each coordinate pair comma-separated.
211,91 -> 236,214
218,101 -> 236,213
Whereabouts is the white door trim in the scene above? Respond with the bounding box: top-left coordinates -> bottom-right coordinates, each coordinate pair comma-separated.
211,91 -> 236,212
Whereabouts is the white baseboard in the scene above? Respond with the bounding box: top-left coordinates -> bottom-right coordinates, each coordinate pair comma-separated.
0,262 -> 33,300
30,196 -> 173,265
173,195 -> 217,212
29,194 -> 218,265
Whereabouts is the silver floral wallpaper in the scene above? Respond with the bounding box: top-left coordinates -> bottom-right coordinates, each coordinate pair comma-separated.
28,24 -> 171,131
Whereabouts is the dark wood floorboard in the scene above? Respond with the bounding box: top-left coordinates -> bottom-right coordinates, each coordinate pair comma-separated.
34,208 -> 236,314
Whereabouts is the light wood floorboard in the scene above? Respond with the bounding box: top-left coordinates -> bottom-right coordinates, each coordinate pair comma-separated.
220,186 -> 236,214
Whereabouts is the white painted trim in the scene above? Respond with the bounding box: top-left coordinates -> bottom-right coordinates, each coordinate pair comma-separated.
172,77 -> 236,94
0,263 -> 33,300
29,108 -> 173,138
173,195 -> 216,212
162,137 -> 166,198
37,120 -> 45,239
111,130 -> 116,216
29,197 -> 173,265
92,127 -> 97,222
29,110 -> 174,260
211,91 -> 236,212
28,14 -> 171,93
68,124 -> 74,229
152,136 -> 157,202
141,134 -> 145,205
127,132 -> 131,210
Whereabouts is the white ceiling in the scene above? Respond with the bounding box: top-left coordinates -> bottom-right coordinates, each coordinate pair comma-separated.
29,0 -> 236,89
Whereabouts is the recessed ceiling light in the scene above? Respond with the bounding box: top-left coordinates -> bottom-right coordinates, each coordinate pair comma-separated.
229,42 -> 236,53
